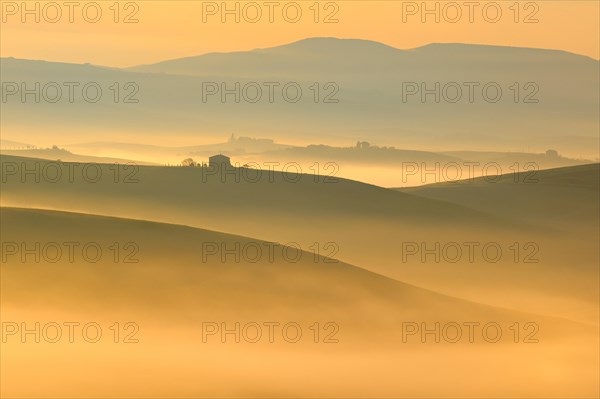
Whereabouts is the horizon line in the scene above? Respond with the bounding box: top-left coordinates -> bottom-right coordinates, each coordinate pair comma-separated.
1,37 -> 597,69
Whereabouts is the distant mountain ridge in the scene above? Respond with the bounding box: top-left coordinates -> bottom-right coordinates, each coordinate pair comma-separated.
130,38 -> 597,76
2,37 -> 598,157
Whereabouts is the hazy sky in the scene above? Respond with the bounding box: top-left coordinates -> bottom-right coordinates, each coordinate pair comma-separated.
1,1 -> 598,66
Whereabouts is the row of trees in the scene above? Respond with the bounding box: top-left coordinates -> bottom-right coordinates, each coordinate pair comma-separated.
181,158 -> 209,167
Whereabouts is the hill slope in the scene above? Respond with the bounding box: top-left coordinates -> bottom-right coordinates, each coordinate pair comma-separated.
2,155 -> 597,323
0,206 -> 521,322
400,163 -> 600,231
1,207 -> 597,398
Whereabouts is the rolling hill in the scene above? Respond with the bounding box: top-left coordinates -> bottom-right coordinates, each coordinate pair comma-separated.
399,163 -> 600,231
0,147 -> 155,166
0,206 -> 531,323
1,155 -> 598,324
1,206 -> 597,398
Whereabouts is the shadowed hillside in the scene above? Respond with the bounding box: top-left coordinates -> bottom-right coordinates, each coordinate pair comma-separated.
0,154 -> 514,230
399,163 -> 600,232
